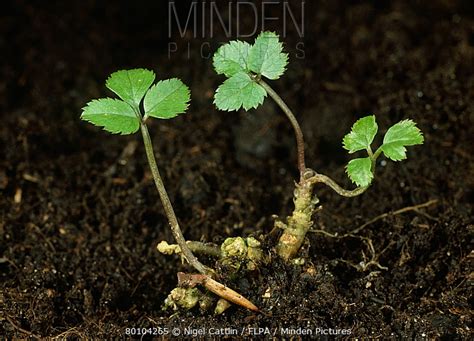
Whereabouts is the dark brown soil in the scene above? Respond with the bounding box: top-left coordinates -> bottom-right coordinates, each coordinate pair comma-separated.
1,0 -> 472,339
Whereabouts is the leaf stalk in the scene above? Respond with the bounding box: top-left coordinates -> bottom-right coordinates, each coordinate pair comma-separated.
257,79 -> 306,178
139,121 -> 213,276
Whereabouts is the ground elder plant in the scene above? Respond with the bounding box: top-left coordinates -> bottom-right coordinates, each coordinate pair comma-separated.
81,69 -> 259,312
81,32 -> 424,314
81,69 -> 212,273
212,32 -> 424,261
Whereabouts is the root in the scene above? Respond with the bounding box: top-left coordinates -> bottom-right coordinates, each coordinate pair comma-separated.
336,237 -> 393,272
158,237 -> 266,272
177,272 -> 259,312
5,315 -> 41,339
159,237 -> 264,313
157,240 -> 222,258
310,199 -> 438,271
347,199 -> 438,236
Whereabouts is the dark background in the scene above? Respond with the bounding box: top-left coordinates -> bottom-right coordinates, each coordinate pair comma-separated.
1,0 -> 472,338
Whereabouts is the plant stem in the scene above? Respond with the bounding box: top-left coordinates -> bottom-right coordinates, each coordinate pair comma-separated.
255,79 -> 375,260
308,173 -> 369,197
373,147 -> 383,160
140,122 -> 213,276
276,180 -> 318,261
257,79 -> 306,178
276,171 -> 371,260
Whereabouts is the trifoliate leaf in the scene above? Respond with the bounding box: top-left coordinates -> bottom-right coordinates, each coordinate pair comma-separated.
144,78 -> 190,119
346,157 -> 373,187
214,72 -> 267,111
213,40 -> 251,77
343,115 -> 378,153
106,68 -> 155,108
248,31 -> 288,80
381,119 -> 424,161
81,98 -> 139,135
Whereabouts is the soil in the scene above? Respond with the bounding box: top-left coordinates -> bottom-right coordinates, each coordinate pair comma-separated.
1,0 -> 472,339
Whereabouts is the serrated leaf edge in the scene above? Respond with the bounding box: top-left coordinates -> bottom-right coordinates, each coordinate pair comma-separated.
342,115 -> 378,153
213,79 -> 267,112
80,98 -> 139,135
380,119 -> 424,161
345,157 -> 374,187
144,78 -> 191,119
249,31 -> 288,80
105,68 -> 156,107
213,40 -> 251,77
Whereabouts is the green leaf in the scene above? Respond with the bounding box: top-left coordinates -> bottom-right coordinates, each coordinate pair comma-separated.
346,157 -> 373,187
381,119 -> 424,161
81,98 -> 139,135
343,115 -> 378,153
214,72 -> 267,111
106,68 -> 155,108
248,31 -> 288,80
213,40 -> 251,77
144,78 -> 190,119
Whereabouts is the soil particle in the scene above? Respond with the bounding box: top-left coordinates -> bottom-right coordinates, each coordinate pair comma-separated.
1,0 -> 472,339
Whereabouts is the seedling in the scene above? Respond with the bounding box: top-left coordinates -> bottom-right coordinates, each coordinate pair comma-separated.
213,32 -> 424,261
81,69 -> 260,312
80,32 -> 424,314
80,69 -> 215,274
